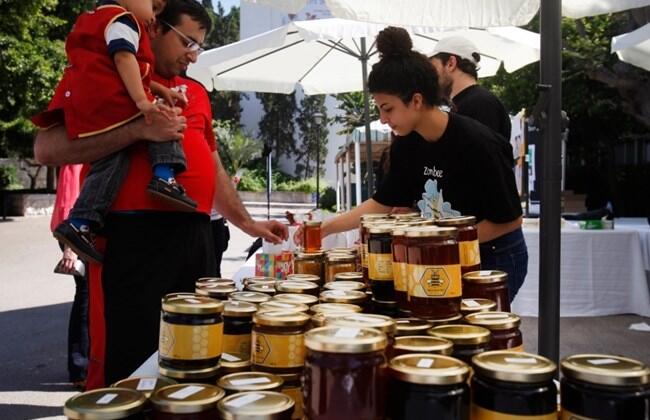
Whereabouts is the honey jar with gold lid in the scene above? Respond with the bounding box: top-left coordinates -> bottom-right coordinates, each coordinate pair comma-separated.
195,285 -> 237,300
325,253 -> 357,283
273,293 -> 319,307
462,270 -> 510,312
391,225 -> 415,311
158,364 -> 220,385
246,283 -> 277,296
323,280 -> 365,292
319,289 -> 367,305
389,211 -> 421,220
275,280 -> 319,296
258,300 -> 309,313
251,310 -> 310,374
293,251 -> 325,282
243,276 -> 277,287
309,302 -> 362,315
394,318 -> 434,337
464,311 -> 523,351
278,372 -> 303,420
64,387 -> 146,419
428,324 -> 491,365
367,224 -> 397,301
217,372 -> 284,395
471,351 -> 557,419
560,354 -> 650,420
325,313 -> 396,357
149,383 -> 225,419
217,391 -> 295,420
333,271 -> 363,282
230,291 -> 272,305
435,216 -> 480,275
222,300 -> 257,358
196,277 -> 235,288
218,352 -> 252,377
112,376 -> 177,400
392,336 -> 454,357
460,298 -> 497,316
303,220 -> 322,252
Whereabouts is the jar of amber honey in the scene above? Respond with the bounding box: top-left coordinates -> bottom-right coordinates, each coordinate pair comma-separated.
428,324 -> 490,366
436,216 -> 480,275
391,226 -> 412,311
464,312 -> 523,351
368,225 -> 396,301
310,302 -> 363,316
286,273 -> 322,288
222,300 -> 256,358
326,313 -> 397,356
462,270 -> 510,312
392,336 -> 454,357
251,310 -> 310,374
293,251 -> 325,281
278,372 -> 303,420
64,388 -> 146,420
149,383 -> 225,419
460,298 -> 497,316
405,227 -> 462,319
303,221 -> 322,252
243,276 -> 277,287
325,253 -> 357,284
246,283 -> 277,296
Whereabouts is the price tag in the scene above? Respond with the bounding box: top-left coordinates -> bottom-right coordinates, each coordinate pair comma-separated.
505,357 -> 537,365
226,393 -> 266,408
417,358 -> 434,368
136,378 -> 157,391
185,298 -> 201,304
334,327 -> 360,338
588,358 -> 620,366
168,385 -> 205,400
463,299 -> 480,307
222,353 -> 240,362
475,313 -> 508,319
96,393 -> 118,405
478,270 -> 492,276
230,377 -> 272,386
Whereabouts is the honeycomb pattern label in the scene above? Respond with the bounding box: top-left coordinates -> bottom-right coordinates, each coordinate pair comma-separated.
252,332 -> 305,368
407,264 -> 461,298
393,261 -> 408,292
223,333 -> 252,358
159,322 -> 223,360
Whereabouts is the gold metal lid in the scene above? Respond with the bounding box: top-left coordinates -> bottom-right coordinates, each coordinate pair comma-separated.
159,364 -> 220,380
395,318 -> 434,336
360,213 -> 390,220
334,271 -> 363,281
371,297 -> 398,307
464,312 -> 520,330
276,280 -> 319,294
163,292 -> 199,300
195,285 -> 237,299
310,311 -> 356,328
310,302 -> 363,315
305,326 -> 387,353
404,226 -> 458,238
304,220 -> 322,226
277,372 -> 301,383
218,372 -> 284,392
253,310 -> 310,327
368,224 -> 399,234
258,300 -> 310,313
150,384 -> 225,414
326,253 -> 356,262
273,293 -> 319,306
161,295 -> 224,315
326,313 -> 396,335
223,300 -> 258,317
319,290 -> 367,304
460,298 -> 497,314
394,336 -> 454,355
428,313 -> 463,327
244,280 -> 277,288
111,376 -> 177,399
324,280 -> 365,291
244,276 -> 278,286
462,270 -> 508,284
286,274 -> 321,283
64,388 -> 146,419
217,391 -> 294,419
230,291 -> 272,304
327,247 -> 357,255
407,219 -> 436,226
196,277 -> 235,287
435,216 -> 477,227
389,354 -> 470,385
247,283 -> 277,294
219,352 -> 252,370
391,226 -> 419,236
295,251 -> 325,260
390,212 -> 421,219
428,324 -> 491,345
473,351 -> 557,383
561,354 -> 650,387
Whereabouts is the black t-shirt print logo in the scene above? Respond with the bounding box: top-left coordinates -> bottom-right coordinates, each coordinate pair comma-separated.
423,166 -> 443,178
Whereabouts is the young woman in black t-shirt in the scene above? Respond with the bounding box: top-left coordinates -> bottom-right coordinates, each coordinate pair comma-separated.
296,27 -> 527,302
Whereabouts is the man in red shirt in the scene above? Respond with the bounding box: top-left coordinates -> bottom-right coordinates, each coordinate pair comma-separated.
34,0 -> 287,389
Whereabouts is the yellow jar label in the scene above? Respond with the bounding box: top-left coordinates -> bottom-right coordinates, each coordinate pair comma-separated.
252,332 -> 304,368
282,386 -> 303,419
362,244 -> 368,268
223,333 -> 252,358
407,264 -> 462,298
459,239 -> 481,267
368,253 -> 393,281
472,404 -> 556,420
559,409 -> 596,420
159,321 -> 223,360
393,261 -> 407,292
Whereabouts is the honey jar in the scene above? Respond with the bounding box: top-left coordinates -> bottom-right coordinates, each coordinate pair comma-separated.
323,280 -> 365,292
158,365 -> 220,385
303,220 -> 322,252
460,298 -> 497,316
243,276 -> 277,287
258,300 -> 310,313
230,291 -> 272,305
319,289 -> 367,306
359,216 -> 391,284
275,280 -> 319,297
436,216 -> 480,275
428,324 -> 491,366
368,225 -> 397,301
293,251 -> 325,281
325,253 -> 357,283
286,273 -> 322,287
326,313 -> 397,355
195,285 -> 237,300
405,227 -> 462,319
392,336 -> 454,357
222,300 -> 257,358
196,277 -> 235,288
217,372 -> 284,395
278,373 -> 304,420
246,283 -> 277,296
251,310 -> 310,374
390,212 -> 421,220
112,377 -> 177,400
333,271 -> 364,282
218,352 -> 252,377
391,225 -> 412,311
64,388 -> 146,419
217,391 -> 294,420
462,270 -> 511,312
150,383 -> 225,419
464,311 -> 523,351
371,298 -> 402,318
428,313 -> 463,328
310,302 -> 363,316
273,293 -> 319,307
394,318 -> 434,337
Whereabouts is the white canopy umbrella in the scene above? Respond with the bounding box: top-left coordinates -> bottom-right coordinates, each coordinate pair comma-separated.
612,23 -> 650,71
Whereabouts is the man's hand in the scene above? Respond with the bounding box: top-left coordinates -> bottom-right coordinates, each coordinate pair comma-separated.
60,246 -> 79,274
242,220 -> 289,244
139,106 -> 186,142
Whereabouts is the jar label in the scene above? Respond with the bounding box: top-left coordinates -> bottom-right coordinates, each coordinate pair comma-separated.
393,262 -> 408,292
368,253 -> 393,281
559,409 -> 597,420
252,332 -> 305,368
159,321 -> 223,360
223,333 -> 252,357
407,264 -> 462,298
471,404 -> 556,419
362,244 -> 368,268
459,239 -> 481,266
282,386 -> 303,419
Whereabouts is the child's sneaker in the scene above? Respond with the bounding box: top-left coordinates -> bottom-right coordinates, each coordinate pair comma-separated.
147,177 -> 197,212
53,221 -> 103,264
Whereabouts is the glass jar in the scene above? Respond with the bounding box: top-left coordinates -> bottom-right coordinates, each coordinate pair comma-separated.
359,216 -> 391,285
560,354 -> 650,420
324,280 -> 365,292
217,391 -> 294,420
218,352 -> 252,377
391,226 -> 412,311
150,383 -> 225,419
392,336 -> 454,357
112,377 -> 177,400
319,289 -> 367,306
464,312 -> 523,351
325,253 -> 357,284
325,313 -> 397,356
251,310 -> 310,374
159,295 -> 224,370
195,285 -> 237,300
217,372 -> 284,395
388,354 -> 470,420
258,300 -> 310,314
394,318 -> 434,337
230,291 -> 272,305
293,251 -> 325,282
462,270 -> 511,312
244,276 -> 278,287
390,212 -> 421,221
304,326 -> 388,420
278,373 -> 303,420
368,225 -> 396,301
460,298 -> 497,316
64,388 -> 146,420
428,324 -> 491,366
370,297 -> 403,318
158,365 -> 221,385
273,293 -> 319,307
405,227 -> 462,319
286,273 -> 322,288
275,280 -> 320,297
247,283 -> 277,296
222,300 -> 257,358
334,271 -> 364,282
436,216 -> 481,275
428,313 -> 463,328
310,303 -> 362,316
196,277 -> 235,288
303,220 -> 322,252
471,351 -> 557,419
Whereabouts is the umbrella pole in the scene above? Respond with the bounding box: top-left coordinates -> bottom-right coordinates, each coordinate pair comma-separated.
360,37 -> 374,197
538,0 -> 562,370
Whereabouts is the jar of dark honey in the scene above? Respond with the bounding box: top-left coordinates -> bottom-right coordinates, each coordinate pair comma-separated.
230,291 -> 272,305
388,354 -> 470,420
319,289 -> 367,306
428,324 -> 491,366
217,391 -> 294,420
246,283 -> 277,296
196,277 -> 235,288
303,220 -> 322,252
405,227 -> 462,319
64,388 -> 147,419
251,310 -> 310,374
436,216 -> 480,275
304,326 -> 388,420
258,300 -> 310,314
392,336 -> 454,357
159,295 -> 224,370
326,313 -> 397,357
471,351 -> 557,419
293,251 -> 325,282
462,270 -> 510,312
158,365 -> 220,385
368,225 -> 396,301
275,280 -> 319,297
150,383 -> 225,419
278,373 -> 303,420
218,352 -> 252,377
217,372 -> 284,395
370,298 -> 402,318
460,298 -> 497,316
464,312 -> 523,351
325,253 -> 357,284
222,300 -> 257,358
273,293 -> 319,307
560,354 -> 650,419
391,225 -> 412,311
112,376 -> 177,400
334,271 -> 364,282
360,216 -> 391,284
394,318 -> 434,337
324,280 -> 365,292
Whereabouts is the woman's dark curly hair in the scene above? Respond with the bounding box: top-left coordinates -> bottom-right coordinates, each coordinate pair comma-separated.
368,27 -> 442,107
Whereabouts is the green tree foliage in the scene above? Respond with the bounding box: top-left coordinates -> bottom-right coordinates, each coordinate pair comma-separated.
213,120 -> 262,175
333,92 -> 379,135
295,95 -> 329,179
256,92 -> 298,165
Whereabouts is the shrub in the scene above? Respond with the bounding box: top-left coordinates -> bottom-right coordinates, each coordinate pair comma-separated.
0,165 -> 21,190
